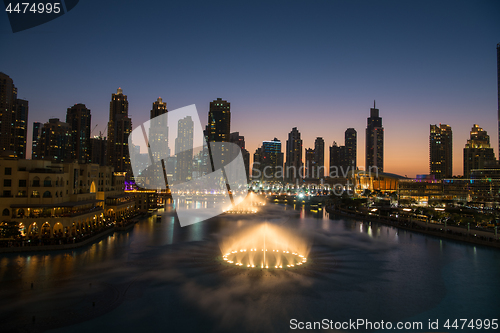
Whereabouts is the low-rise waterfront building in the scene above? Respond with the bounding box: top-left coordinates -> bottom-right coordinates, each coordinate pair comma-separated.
0,156 -> 136,238
398,166 -> 500,207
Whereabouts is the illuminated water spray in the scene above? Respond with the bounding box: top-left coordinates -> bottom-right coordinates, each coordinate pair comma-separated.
223,192 -> 266,214
219,223 -> 309,269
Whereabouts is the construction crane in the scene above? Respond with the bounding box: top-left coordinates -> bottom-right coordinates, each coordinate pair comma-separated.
90,124 -> 98,135
101,125 -> 108,138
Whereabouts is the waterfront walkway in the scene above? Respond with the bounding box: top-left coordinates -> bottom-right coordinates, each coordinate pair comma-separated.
325,206 -> 500,249
0,214 -> 144,253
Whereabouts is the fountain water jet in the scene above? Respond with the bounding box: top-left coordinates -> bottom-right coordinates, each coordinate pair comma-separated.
219,223 -> 310,269
223,192 -> 265,214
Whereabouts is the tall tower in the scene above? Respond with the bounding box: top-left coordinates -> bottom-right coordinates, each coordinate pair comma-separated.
207,98 -> 230,142
252,147 -> 263,180
285,127 -> 303,182
314,137 -> 325,179
261,138 -> 283,181
344,128 -> 357,171
106,88 -> 132,173
151,96 -> 168,119
230,132 -> 250,181
429,124 -> 453,179
175,116 -> 194,182
148,97 -> 169,161
329,141 -> 341,176
463,124 -> 495,177
304,148 -> 315,179
365,101 -> 384,173
90,135 -> 107,166
32,122 -> 42,160
38,118 -> 72,162
66,103 -> 91,163
0,72 -> 28,159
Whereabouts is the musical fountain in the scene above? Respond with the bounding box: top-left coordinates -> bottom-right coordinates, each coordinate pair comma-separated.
219,222 -> 310,269
223,192 -> 266,214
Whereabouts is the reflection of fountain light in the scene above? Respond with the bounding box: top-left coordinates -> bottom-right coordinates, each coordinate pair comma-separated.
219,223 -> 309,269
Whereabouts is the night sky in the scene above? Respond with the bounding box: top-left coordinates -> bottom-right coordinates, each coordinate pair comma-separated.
1,0 -> 499,177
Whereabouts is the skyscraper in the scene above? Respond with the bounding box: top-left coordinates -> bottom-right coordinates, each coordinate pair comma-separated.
344,128 -> 357,170
37,118 -> 72,162
106,88 -> 132,173
0,72 -> 28,159
66,103 -> 91,164
463,124 -> 495,177
329,142 -> 341,176
314,137 -> 325,179
32,122 -> 42,160
261,138 -> 283,181
90,135 -> 107,166
430,124 -> 453,179
252,147 -> 263,180
304,148 -> 315,179
329,128 -> 356,178
285,127 -> 303,182
175,116 -> 194,182
229,132 -> 245,149
207,98 -> 230,142
230,132 -> 250,181
365,101 -> 384,173
148,97 -> 169,161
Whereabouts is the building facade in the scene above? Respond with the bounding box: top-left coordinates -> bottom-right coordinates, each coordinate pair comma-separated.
252,147 -> 263,180
304,148 -> 315,179
207,98 -> 230,142
0,157 -> 135,238
31,122 -> 42,160
430,124 -> 453,179
149,97 -> 169,161
285,127 -> 303,182
463,124 -> 495,178
256,139 -> 283,182
344,128 -> 357,171
329,141 -> 343,177
365,101 -> 384,173
90,136 -> 107,166
106,88 -> 132,174
175,116 -> 194,182
66,103 -> 91,164
314,137 -> 325,179
0,72 -> 29,159
230,132 -> 250,181
37,118 -> 73,163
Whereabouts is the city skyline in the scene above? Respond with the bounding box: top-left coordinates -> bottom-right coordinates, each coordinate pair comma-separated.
8,85 -> 500,179
16,88 -> 500,179
1,1 -> 499,178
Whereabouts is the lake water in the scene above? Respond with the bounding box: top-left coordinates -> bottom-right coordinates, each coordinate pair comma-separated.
0,202 -> 499,333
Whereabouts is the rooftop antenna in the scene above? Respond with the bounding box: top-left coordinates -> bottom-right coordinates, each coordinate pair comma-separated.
374,100 -> 376,108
